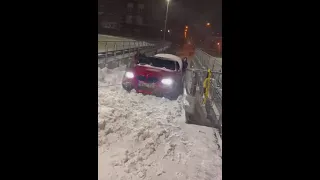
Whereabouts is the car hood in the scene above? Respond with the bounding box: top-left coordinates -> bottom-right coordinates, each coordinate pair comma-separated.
132,65 -> 176,79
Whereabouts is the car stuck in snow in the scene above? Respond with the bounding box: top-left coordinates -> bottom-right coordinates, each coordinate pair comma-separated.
122,53 -> 187,99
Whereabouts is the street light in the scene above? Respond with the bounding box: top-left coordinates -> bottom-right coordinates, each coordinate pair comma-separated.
206,22 -> 210,26
217,42 -> 221,56
163,0 -> 170,40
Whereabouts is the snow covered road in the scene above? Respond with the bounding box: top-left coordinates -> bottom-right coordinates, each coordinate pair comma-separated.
98,66 -> 222,180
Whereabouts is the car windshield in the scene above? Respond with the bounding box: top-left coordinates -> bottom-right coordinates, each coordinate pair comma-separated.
137,56 -> 176,71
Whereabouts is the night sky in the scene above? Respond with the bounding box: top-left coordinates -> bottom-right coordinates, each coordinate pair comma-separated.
150,0 -> 221,33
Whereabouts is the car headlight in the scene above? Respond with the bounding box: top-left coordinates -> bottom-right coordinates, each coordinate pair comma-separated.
161,78 -> 173,85
125,72 -> 134,78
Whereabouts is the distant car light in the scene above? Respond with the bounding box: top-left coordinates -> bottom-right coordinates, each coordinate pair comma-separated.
125,72 -> 134,78
161,78 -> 173,85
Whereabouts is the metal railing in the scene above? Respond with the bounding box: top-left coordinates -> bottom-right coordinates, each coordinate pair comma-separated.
185,49 -> 222,134
195,49 -> 222,72
98,40 -> 154,54
98,40 -> 171,68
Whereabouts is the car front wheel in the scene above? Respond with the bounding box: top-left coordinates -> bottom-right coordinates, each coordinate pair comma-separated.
122,84 -> 133,92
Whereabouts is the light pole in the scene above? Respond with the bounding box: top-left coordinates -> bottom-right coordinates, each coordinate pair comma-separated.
217,42 -> 221,57
163,0 -> 170,41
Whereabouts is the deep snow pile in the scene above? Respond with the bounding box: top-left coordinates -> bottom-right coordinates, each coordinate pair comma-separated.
98,66 -> 127,86
98,66 -> 222,180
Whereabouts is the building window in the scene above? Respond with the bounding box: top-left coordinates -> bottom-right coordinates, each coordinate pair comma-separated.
101,22 -> 120,30
126,15 -> 133,24
136,16 -> 143,25
127,3 -> 134,12
138,4 -> 144,13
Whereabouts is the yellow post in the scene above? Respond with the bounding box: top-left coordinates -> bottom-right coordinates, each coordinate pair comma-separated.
203,69 -> 212,104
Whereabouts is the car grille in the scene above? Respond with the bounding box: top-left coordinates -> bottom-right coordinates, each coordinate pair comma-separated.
137,86 -> 153,91
137,75 -> 159,83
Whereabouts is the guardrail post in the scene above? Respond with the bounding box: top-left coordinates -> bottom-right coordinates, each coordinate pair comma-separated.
212,61 -> 215,71
133,41 -> 135,52
136,41 -> 139,52
199,51 -> 203,66
207,53 -> 210,68
114,42 -> 117,56
105,42 -> 108,67
113,42 -> 117,68
122,41 -> 125,59
191,71 -> 197,96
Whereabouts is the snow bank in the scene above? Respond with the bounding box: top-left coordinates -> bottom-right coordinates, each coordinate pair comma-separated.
98,66 -> 126,86
98,67 -> 222,180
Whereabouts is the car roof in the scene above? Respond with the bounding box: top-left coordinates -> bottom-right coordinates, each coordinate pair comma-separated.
154,53 -> 182,70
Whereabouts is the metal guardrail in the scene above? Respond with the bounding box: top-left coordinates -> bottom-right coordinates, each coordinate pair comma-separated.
98,40 -> 154,54
98,40 -> 154,64
194,49 -> 222,97
185,49 -> 222,134
195,49 -> 222,72
98,40 -> 171,69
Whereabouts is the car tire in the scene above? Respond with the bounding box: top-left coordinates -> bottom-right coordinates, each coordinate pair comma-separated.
122,84 -> 132,92
166,94 -> 179,101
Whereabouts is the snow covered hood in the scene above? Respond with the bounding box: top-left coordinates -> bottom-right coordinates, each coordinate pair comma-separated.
154,53 -> 182,71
